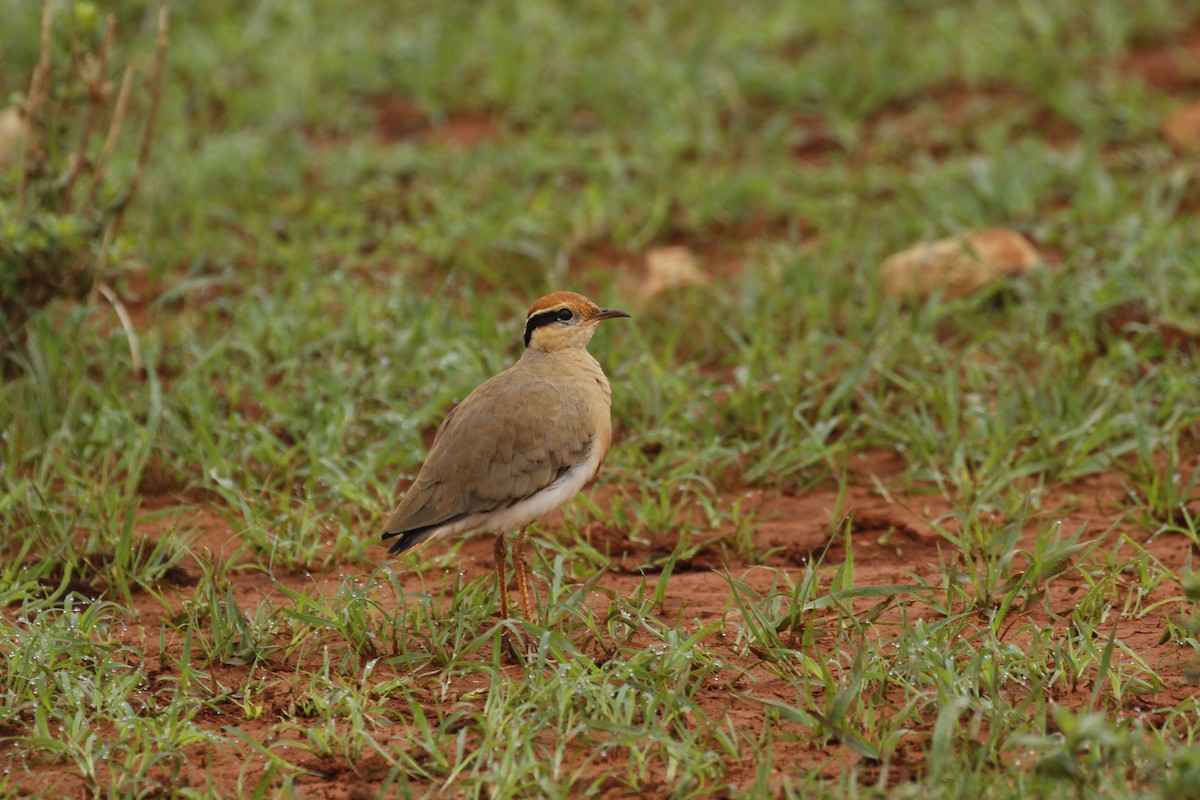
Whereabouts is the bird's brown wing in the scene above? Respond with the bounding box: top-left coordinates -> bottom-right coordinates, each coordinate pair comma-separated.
382,369 -> 593,539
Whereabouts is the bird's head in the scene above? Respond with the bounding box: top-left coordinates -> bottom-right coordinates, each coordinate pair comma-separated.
523,291 -> 630,351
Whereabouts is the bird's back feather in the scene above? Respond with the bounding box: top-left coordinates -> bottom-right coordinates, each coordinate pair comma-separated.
381,350 -> 608,550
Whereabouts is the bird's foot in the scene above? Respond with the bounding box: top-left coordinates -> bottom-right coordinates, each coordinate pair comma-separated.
501,623 -> 537,662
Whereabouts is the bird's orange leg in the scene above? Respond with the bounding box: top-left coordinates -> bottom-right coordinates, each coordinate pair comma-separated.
494,533 -> 510,619
512,527 -> 535,621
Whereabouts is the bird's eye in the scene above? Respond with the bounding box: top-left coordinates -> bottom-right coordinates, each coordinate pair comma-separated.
556,308 -> 574,322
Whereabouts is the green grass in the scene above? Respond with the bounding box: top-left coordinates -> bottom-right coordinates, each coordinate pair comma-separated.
4,0 -> 1200,797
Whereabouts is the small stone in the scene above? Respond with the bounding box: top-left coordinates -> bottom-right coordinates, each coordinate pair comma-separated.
0,107 -> 30,168
639,246 -> 710,300
1162,102 -> 1200,151
880,228 -> 1041,300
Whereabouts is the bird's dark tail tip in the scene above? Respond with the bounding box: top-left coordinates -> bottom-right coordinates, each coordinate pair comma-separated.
381,525 -> 438,556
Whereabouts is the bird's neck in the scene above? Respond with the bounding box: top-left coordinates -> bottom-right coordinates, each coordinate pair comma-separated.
519,346 -> 611,399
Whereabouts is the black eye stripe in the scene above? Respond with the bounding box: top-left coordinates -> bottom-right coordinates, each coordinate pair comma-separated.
524,308 -> 572,347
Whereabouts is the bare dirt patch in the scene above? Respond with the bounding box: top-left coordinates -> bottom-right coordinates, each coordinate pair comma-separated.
369,96 -> 502,149
1121,31 -> 1200,91
570,215 -> 810,299
6,445 -> 1197,796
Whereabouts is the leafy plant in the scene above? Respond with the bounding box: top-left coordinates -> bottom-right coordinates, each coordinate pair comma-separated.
0,0 -> 167,360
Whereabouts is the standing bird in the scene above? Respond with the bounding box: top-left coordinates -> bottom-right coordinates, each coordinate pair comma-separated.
381,291 -> 630,621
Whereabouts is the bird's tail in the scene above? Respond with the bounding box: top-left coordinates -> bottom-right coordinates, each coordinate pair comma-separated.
381,524 -> 440,556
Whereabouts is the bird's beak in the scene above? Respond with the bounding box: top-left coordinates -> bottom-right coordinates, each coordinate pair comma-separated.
590,307 -> 631,321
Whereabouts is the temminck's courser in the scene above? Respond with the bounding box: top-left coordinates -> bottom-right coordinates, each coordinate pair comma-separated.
382,291 -> 630,620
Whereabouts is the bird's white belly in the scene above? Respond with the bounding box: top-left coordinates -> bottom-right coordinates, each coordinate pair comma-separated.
446,447 -> 602,538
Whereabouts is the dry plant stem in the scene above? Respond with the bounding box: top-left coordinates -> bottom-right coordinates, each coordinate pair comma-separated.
17,0 -> 55,213
96,282 -> 143,376
104,1 -> 169,246
83,64 -> 134,216
89,0 -> 169,330
60,15 -> 117,214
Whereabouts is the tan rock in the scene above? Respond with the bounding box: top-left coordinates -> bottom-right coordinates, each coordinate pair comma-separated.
880,228 -> 1041,300
0,107 -> 29,168
639,246 -> 709,300
1163,102 -> 1200,151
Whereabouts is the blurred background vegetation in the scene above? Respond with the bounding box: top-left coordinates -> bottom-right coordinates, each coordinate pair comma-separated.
2,0 -> 1200,571
3,2 -> 1200,794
